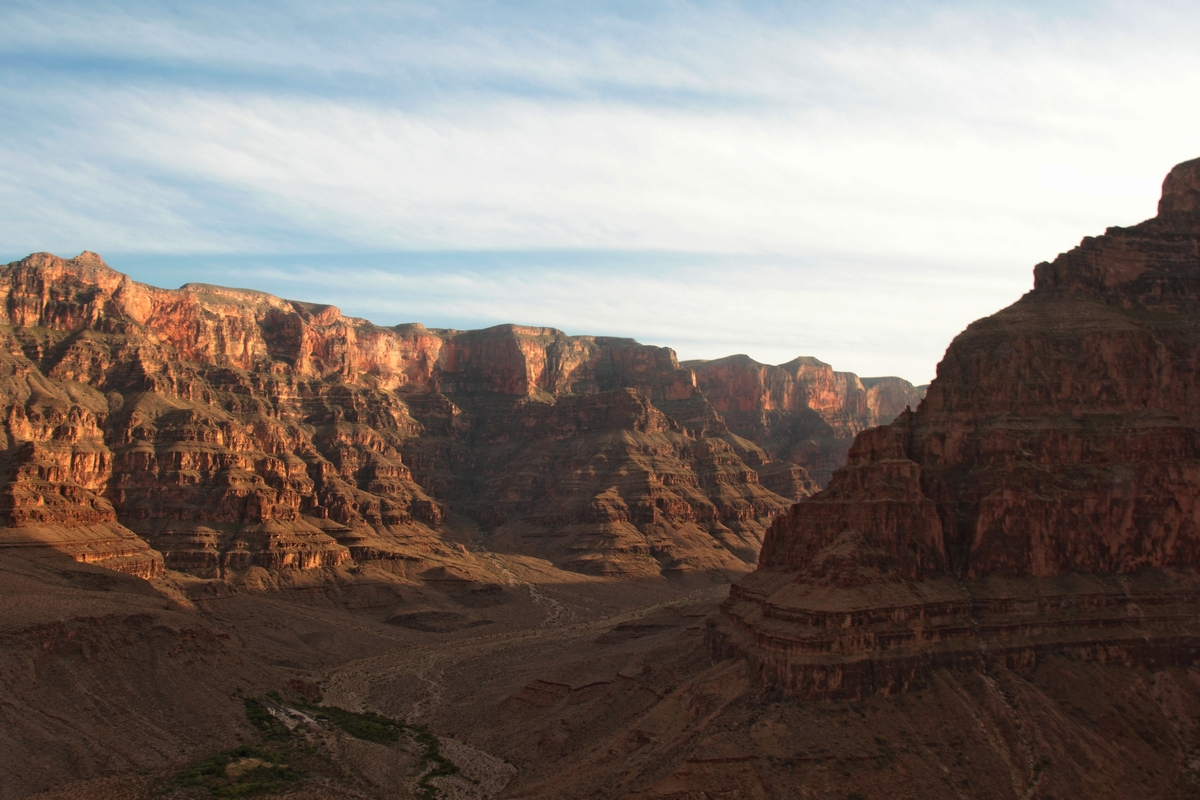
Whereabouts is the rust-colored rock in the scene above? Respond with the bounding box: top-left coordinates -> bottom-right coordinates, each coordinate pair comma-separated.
0,253 -> 869,578
687,355 -> 924,485
712,157 -> 1200,700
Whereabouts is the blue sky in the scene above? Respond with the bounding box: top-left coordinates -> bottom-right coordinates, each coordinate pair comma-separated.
2,1 -> 1199,382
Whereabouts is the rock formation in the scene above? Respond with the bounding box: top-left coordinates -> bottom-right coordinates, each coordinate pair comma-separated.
687,355 -> 924,485
0,253 -> 917,579
712,156 -> 1200,700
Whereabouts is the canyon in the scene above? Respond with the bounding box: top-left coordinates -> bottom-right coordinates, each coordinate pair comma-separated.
9,158 -> 1200,800
0,248 -> 919,799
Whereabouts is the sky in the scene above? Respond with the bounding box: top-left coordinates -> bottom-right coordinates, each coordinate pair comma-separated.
2,1 -> 1199,383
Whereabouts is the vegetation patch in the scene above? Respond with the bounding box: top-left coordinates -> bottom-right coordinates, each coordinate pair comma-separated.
292,699 -> 403,744
165,694 -> 460,799
410,724 -> 459,800
167,744 -> 302,797
241,698 -> 293,741
292,699 -> 458,798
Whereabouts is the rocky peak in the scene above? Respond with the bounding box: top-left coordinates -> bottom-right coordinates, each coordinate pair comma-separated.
1159,156 -> 1200,214
1034,165 -> 1200,308
712,157 -> 1200,700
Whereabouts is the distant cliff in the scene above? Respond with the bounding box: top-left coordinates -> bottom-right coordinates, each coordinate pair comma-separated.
0,252 -> 918,579
687,355 -> 923,485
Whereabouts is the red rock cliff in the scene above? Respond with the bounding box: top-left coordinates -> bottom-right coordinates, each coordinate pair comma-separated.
687,354 -> 924,485
711,157 -> 1200,699
0,254 -> 832,579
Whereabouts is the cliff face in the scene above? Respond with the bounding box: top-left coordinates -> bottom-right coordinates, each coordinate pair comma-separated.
0,252 -> 922,579
712,157 -> 1200,699
688,355 -> 924,485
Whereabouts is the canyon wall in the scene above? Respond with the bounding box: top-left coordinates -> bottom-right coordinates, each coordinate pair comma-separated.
711,157 -> 1200,699
688,355 -> 924,485
0,253 -> 917,579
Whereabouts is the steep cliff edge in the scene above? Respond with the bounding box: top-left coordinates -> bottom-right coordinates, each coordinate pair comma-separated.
0,254 -> 860,578
687,355 -> 924,486
711,157 -> 1200,699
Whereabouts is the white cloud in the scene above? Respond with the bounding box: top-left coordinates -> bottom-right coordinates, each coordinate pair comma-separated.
3,0 -> 1200,382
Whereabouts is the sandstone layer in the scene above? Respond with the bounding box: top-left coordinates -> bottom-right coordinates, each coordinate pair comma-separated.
712,156 -> 1200,700
0,253 -> 917,579
687,354 -> 924,485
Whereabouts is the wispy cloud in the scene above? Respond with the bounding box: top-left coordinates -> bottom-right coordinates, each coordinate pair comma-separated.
2,1 -> 1199,382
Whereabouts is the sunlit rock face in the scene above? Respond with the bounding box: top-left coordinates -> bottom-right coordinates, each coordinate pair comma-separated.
711,158 -> 1200,700
688,355 -> 924,486
0,252 -> 920,579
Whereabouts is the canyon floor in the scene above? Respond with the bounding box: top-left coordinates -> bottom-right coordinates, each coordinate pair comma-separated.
10,537 -> 1200,800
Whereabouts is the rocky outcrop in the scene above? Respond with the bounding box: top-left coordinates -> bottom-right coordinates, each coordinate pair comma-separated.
687,355 -> 924,485
0,253 -> 855,578
711,157 -> 1200,699
472,391 -> 794,575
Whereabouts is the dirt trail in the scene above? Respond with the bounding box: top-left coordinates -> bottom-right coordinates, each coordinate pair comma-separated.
322,582 -> 727,716
474,541 -> 574,627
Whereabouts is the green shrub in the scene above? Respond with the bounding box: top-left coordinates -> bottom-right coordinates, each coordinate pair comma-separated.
170,744 -> 302,797
293,700 -> 402,744
241,698 -> 292,741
